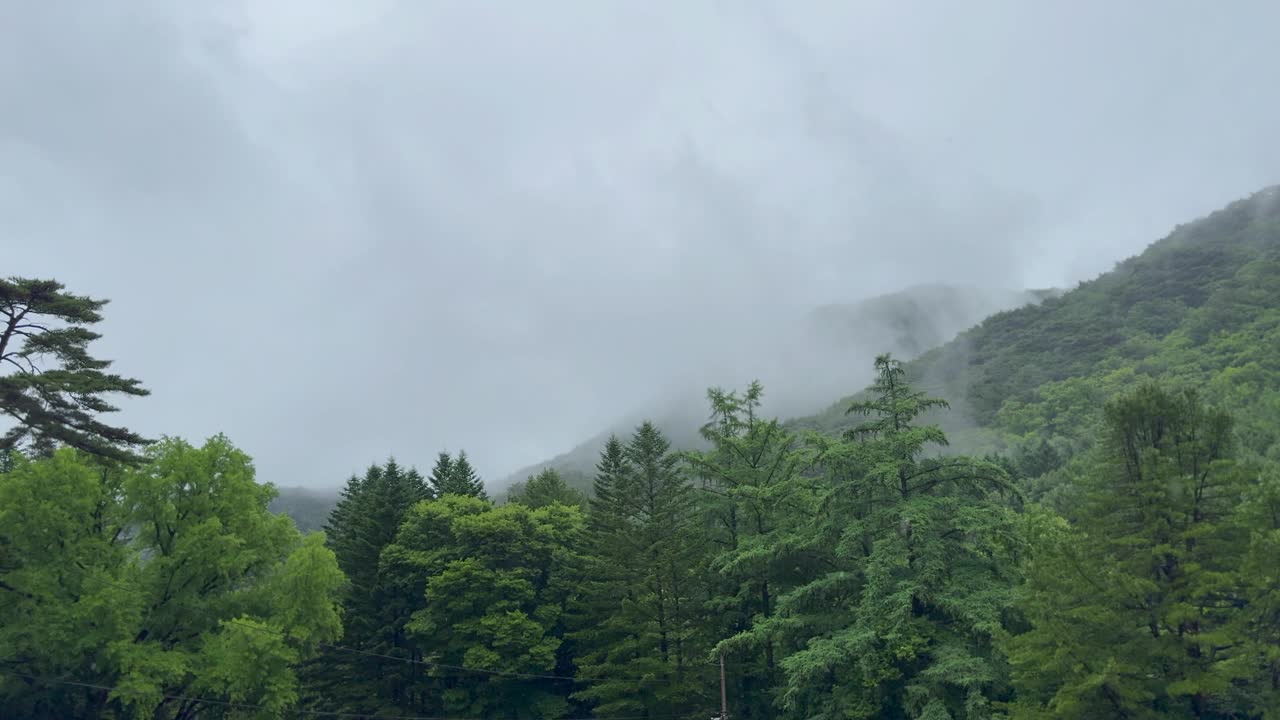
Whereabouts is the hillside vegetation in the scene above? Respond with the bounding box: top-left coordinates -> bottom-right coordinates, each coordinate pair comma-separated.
3,186 -> 1279,718
800,185 -> 1280,460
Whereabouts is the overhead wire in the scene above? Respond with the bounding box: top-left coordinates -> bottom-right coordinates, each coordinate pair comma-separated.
0,669 -> 688,720
35,568 -> 707,685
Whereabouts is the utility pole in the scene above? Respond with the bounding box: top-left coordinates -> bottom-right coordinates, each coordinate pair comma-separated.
719,652 -> 728,720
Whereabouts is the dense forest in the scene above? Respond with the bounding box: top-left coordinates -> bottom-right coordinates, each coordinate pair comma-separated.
2,185 -> 1279,719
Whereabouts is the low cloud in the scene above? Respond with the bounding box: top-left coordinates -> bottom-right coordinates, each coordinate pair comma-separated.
4,0 -> 1278,486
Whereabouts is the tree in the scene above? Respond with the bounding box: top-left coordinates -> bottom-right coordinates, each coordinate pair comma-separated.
572,422 -> 711,716
765,355 -> 1021,719
304,458 -> 430,715
450,450 -> 487,500
428,451 -> 455,496
1005,384 -> 1254,719
381,495 -> 585,719
0,277 -> 151,463
1237,461 -> 1280,717
587,435 -> 630,536
0,438 -> 344,718
510,468 -> 587,509
686,381 -> 817,719
430,450 -> 488,500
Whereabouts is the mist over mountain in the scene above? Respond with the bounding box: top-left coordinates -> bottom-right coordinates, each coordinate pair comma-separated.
500,283 -> 1054,490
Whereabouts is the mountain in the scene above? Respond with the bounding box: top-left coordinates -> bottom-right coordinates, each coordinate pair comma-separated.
271,185 -> 1279,524
268,486 -> 339,532
796,185 -> 1280,466
501,284 -> 1057,492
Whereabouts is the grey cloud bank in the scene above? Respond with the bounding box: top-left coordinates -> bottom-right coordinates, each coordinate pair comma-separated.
3,1 -> 1278,488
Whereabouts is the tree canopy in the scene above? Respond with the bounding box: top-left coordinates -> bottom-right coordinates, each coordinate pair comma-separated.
0,277 -> 151,463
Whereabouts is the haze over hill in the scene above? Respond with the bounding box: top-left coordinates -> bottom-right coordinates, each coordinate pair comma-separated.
502,283 -> 1055,489
795,184 -> 1280,453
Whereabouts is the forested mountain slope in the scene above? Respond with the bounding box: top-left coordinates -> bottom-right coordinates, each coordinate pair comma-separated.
799,184 -> 1280,463
9,187 -> 1280,719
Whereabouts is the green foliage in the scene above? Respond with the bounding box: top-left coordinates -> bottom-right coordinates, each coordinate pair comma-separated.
0,277 -> 151,463
430,450 -> 489,500
303,458 -> 429,714
686,380 -> 818,718
766,356 -> 1023,719
385,495 -> 585,719
798,186 -> 1280,468
572,422 -> 713,716
10,188 -> 1280,719
509,468 -> 588,510
0,438 -> 343,718
1004,384 -> 1264,718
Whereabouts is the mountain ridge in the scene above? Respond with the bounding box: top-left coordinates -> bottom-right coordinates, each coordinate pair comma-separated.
273,184 -> 1280,525
794,184 -> 1280,463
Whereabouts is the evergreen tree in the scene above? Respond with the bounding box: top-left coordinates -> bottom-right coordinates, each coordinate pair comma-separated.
588,435 -> 630,535
303,458 -> 431,715
510,468 -> 587,509
0,277 -> 151,463
1238,461 -> 1280,717
572,422 -> 711,716
428,451 -> 454,496
429,450 -> 488,499
765,355 -> 1021,719
1005,384 -> 1254,718
449,450 -> 487,500
686,381 -> 817,719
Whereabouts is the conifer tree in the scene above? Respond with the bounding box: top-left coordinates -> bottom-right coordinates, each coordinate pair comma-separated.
428,450 -> 487,499
766,354 -> 1020,719
573,422 -> 710,716
686,381 -> 817,718
449,450 -> 487,499
510,468 -> 587,509
0,277 -> 151,463
1006,384 -> 1254,718
304,458 -> 430,714
588,435 -> 630,535
427,451 -> 454,496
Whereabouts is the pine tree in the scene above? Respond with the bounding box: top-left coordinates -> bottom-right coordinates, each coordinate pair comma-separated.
0,277 -> 151,463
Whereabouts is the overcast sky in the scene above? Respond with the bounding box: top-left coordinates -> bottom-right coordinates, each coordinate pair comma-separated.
4,0 -> 1278,489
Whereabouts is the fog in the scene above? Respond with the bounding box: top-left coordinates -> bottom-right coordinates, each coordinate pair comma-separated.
3,1 -> 1279,489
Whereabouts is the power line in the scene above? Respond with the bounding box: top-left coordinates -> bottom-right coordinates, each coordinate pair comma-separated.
0,666 -> 680,717
56,570 -> 705,684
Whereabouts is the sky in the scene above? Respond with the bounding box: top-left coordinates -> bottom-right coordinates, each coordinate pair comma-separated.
3,0 -> 1279,489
